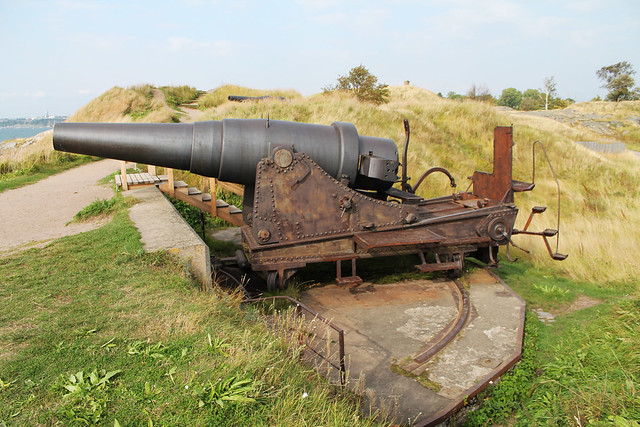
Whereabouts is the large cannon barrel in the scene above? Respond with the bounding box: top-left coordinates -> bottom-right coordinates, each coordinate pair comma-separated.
53,119 -> 399,190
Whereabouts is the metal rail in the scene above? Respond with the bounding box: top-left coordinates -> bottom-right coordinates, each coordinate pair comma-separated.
243,295 -> 346,385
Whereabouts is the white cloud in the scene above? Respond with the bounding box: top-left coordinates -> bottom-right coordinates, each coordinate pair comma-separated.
25,91 -> 46,98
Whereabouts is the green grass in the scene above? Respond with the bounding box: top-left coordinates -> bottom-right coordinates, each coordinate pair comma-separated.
72,197 -> 122,222
0,154 -> 94,193
0,200 -> 379,426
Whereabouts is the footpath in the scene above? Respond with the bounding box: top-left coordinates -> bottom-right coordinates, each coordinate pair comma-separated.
0,159 -> 120,254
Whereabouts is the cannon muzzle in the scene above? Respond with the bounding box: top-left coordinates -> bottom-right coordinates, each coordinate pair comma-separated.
53,119 -> 399,191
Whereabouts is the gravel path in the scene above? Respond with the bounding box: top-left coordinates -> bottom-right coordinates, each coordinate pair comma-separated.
0,159 -> 120,254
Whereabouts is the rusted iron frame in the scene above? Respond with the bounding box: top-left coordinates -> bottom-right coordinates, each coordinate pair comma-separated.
246,203 -> 515,253
531,140 -> 563,255
416,269 -> 526,427
243,295 -> 346,385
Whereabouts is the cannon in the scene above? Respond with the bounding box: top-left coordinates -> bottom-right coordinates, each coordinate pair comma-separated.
54,119 -> 565,289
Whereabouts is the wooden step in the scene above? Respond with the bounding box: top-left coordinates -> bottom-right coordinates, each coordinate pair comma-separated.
216,199 -> 229,208
187,187 -> 202,196
229,205 -> 242,214
174,181 -> 188,188
202,193 -> 212,202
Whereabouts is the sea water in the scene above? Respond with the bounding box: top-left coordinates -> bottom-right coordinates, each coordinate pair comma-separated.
0,127 -> 52,143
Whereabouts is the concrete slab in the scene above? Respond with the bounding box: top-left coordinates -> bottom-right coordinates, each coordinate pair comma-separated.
127,186 -> 211,288
299,269 -> 525,426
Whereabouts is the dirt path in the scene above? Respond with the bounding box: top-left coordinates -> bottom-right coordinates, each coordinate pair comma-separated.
0,159 -> 120,254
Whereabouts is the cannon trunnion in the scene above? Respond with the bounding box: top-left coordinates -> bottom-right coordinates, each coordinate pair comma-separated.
54,120 -> 553,289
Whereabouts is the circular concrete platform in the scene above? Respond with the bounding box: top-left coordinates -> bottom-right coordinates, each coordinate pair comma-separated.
299,269 -> 525,426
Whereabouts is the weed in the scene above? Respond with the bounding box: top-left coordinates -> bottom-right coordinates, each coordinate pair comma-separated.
73,197 -> 118,221
193,375 -> 259,408
532,283 -> 570,296
55,369 -> 121,424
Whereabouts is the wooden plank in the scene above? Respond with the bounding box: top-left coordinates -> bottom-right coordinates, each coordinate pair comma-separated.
202,193 -> 212,202
115,174 -> 122,187
148,165 -> 156,175
210,178 -> 217,216
172,190 -> 246,226
216,199 -> 229,208
140,173 -> 153,184
217,180 -> 244,196
120,161 -> 128,191
168,168 -> 174,197
188,187 -> 202,196
229,205 -> 242,214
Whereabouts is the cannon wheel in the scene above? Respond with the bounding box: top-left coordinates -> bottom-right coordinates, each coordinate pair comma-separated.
266,270 -> 297,291
266,271 -> 279,292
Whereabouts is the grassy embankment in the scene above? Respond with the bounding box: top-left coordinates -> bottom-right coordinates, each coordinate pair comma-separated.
1,84 -> 639,424
0,195 -> 372,426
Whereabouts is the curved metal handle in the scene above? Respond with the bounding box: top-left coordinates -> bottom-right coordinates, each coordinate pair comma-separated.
532,141 -> 564,257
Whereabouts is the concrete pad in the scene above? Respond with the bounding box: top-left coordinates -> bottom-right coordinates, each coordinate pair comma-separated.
127,186 -> 211,288
299,270 -> 525,425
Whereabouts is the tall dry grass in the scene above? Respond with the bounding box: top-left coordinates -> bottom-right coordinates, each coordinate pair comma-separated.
68,85 -> 176,123
199,85 -> 640,285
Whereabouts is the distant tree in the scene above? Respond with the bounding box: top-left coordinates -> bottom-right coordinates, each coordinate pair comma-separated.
467,83 -> 493,102
324,65 -> 390,105
497,88 -> 522,109
521,89 -> 544,110
541,76 -> 557,110
596,61 -> 639,101
447,91 -> 465,101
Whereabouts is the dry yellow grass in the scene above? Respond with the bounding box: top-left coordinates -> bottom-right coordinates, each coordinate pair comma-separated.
68,85 -> 176,123
0,130 -> 55,172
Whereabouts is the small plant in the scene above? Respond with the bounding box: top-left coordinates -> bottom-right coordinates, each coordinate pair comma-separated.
56,369 -> 121,424
207,333 -> 231,355
193,375 -> 259,408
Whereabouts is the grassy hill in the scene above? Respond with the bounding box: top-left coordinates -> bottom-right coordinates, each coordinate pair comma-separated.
2,84 -> 639,425
193,84 -> 640,285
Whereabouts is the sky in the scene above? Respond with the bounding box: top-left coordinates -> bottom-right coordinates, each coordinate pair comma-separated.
1,0 -> 639,118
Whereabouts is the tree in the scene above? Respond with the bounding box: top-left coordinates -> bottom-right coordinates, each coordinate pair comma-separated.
324,65 -> 390,105
447,91 -> 465,101
521,89 -> 544,110
497,88 -> 522,109
596,61 -> 639,101
541,76 -> 557,110
467,83 -> 493,102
